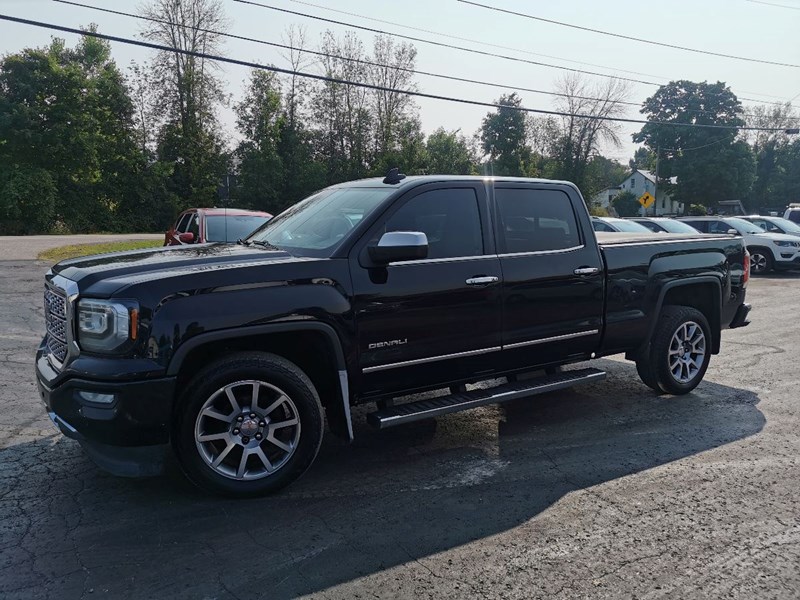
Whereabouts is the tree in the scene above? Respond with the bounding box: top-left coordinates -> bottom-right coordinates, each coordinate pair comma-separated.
480,93 -> 531,176
312,31 -> 372,182
744,103 -> 799,210
633,80 -> 755,208
630,147 -> 656,171
0,31 -> 145,233
583,156 -> 629,201
550,74 -> 631,190
612,191 -> 640,217
234,70 -> 284,212
139,0 -> 229,206
425,128 -> 476,174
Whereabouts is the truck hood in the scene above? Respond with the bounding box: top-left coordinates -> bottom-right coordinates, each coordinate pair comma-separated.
51,243 -> 298,295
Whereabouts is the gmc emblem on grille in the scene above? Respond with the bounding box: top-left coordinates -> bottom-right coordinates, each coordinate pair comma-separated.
368,339 -> 408,350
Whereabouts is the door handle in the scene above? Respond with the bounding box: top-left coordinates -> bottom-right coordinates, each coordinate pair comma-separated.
466,276 -> 500,286
574,267 -> 600,276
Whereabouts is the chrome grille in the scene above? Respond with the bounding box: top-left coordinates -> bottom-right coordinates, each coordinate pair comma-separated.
44,286 -> 68,363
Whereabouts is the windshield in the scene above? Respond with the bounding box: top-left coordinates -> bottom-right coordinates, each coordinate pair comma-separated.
658,220 -> 700,234
607,219 -> 651,233
767,217 -> 800,233
724,218 -> 763,235
205,215 -> 270,242
248,187 -> 395,254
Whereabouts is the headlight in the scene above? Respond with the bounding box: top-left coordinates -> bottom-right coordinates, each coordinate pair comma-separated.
773,240 -> 800,247
77,299 -> 138,353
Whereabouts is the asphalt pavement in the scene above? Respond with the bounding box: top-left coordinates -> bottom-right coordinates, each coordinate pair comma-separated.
0,234 -> 163,261
1,247 -> 798,599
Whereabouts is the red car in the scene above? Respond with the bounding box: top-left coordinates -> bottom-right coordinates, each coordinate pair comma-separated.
164,208 -> 272,246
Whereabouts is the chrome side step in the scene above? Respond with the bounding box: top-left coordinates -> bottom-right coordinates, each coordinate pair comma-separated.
367,367 -> 606,429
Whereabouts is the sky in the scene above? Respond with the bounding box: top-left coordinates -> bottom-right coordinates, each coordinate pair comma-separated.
0,0 -> 798,165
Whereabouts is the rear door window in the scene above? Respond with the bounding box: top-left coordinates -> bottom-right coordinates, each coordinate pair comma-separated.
496,188 -> 581,253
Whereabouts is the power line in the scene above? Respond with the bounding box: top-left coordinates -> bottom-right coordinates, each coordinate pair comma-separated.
287,0 -> 669,81
58,0 -> 799,122
457,0 -> 800,69
52,0 -> 644,108
234,0 -> 797,109
745,0 -> 800,9
233,0 -> 661,86
0,13 -> 792,133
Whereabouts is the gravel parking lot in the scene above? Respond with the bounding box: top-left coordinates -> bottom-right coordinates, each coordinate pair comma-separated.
1,253 -> 798,599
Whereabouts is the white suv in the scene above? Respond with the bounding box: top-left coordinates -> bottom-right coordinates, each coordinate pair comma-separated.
680,216 -> 800,274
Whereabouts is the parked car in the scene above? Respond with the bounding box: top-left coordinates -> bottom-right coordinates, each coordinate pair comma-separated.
629,217 -> 701,234
591,216 -> 652,233
784,206 -> 800,224
741,215 -> 800,238
37,175 -> 751,497
164,208 -> 272,246
680,216 -> 800,274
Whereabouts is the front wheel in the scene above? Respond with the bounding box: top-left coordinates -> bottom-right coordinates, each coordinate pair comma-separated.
173,352 -> 324,497
749,248 -> 773,275
636,306 -> 711,395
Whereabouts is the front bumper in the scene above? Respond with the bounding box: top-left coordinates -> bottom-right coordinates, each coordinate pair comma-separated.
774,254 -> 800,270
36,344 -> 175,477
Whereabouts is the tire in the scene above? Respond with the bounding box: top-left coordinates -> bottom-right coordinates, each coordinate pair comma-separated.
636,306 -> 711,395
173,352 -> 324,497
749,248 -> 773,275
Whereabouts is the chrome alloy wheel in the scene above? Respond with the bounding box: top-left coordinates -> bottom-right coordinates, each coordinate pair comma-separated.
750,252 -> 767,273
194,380 -> 301,480
668,321 -> 706,384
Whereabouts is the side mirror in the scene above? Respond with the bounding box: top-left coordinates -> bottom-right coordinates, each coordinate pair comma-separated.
179,232 -> 195,243
368,231 -> 428,265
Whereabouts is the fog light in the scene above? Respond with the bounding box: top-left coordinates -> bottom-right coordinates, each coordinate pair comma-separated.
76,390 -> 116,404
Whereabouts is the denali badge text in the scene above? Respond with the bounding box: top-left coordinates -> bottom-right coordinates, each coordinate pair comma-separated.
369,339 -> 408,350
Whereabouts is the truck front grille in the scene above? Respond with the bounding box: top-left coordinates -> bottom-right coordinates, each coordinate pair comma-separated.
44,286 -> 68,364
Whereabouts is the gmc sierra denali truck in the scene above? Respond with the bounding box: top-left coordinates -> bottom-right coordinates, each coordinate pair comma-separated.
36,174 -> 752,497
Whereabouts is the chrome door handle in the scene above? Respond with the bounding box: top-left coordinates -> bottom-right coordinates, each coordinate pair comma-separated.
574,267 -> 600,276
466,276 -> 500,286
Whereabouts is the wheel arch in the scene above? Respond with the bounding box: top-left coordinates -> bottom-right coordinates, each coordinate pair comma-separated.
629,277 -> 722,360
167,323 -> 353,441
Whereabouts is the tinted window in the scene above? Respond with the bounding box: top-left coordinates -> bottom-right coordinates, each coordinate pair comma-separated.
708,220 -> 733,234
384,188 -> 483,259
206,215 -> 269,242
658,220 -> 701,234
683,220 -> 708,233
593,220 -> 615,232
787,210 -> 800,224
175,213 -> 192,233
497,189 -> 580,252
606,219 -> 651,233
187,213 -> 200,240
634,220 -> 663,233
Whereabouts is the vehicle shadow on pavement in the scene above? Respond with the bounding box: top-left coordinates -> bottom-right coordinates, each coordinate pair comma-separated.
0,358 -> 764,599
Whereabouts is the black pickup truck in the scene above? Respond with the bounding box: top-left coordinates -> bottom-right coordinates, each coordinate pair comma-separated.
36,175 -> 751,496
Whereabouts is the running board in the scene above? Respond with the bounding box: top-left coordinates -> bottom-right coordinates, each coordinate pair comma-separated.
367,367 -> 606,429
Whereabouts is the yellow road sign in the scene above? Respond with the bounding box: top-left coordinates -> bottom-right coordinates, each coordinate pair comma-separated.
639,192 -> 655,208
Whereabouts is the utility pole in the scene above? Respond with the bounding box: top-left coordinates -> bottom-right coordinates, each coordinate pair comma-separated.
653,142 -> 660,217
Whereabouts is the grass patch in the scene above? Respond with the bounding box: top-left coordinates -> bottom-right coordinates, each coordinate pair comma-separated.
38,240 -> 163,262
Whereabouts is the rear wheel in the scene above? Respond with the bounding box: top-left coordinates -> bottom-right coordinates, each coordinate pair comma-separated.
748,248 -> 773,275
173,352 -> 324,497
636,306 -> 711,395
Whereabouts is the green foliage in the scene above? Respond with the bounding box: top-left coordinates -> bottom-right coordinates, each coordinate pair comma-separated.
588,204 -> 610,217
634,80 -> 755,208
581,156 -> 629,202
425,128 -> 477,174
480,93 -> 531,176
688,204 -> 708,216
0,166 -> 56,234
612,191 -> 641,217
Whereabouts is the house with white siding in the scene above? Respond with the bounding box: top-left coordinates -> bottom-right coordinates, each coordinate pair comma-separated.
592,169 -> 682,216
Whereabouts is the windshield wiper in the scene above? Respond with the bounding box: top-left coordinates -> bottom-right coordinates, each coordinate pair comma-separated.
251,240 -> 280,250
236,238 -> 251,246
